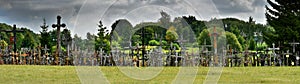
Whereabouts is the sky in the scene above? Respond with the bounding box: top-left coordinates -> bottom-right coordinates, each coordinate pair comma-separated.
0,0 -> 267,38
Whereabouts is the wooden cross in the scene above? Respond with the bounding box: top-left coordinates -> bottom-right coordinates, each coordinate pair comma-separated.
136,27 -> 151,67
0,24 -> 24,53
209,26 -> 221,66
52,15 -> 66,65
289,40 -> 299,53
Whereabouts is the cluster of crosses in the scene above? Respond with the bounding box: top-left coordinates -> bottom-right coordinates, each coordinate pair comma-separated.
1,16 -> 300,67
0,15 -> 73,65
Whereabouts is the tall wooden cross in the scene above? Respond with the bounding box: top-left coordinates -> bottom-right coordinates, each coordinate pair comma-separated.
0,24 -> 24,53
209,26 -> 221,65
289,40 -> 299,53
136,27 -> 151,67
52,15 -> 66,65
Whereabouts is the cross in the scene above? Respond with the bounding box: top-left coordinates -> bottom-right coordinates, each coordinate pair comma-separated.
42,45 -> 50,56
0,24 -> 24,53
209,26 -> 221,66
267,43 -> 280,65
124,40 -> 135,59
177,35 -> 187,54
289,40 -> 299,53
52,15 -> 66,65
136,27 -> 151,67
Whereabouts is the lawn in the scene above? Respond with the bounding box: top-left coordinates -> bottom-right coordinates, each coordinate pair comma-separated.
0,65 -> 300,84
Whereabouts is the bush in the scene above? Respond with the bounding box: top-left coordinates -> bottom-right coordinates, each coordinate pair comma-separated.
149,40 -> 159,46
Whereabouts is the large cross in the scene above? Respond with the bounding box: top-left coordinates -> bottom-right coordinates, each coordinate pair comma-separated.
289,40 -> 299,53
136,27 -> 151,67
52,15 -> 66,65
209,26 -> 220,66
0,24 -> 24,53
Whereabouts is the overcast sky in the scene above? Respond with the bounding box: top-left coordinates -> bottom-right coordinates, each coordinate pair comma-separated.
0,0 -> 267,38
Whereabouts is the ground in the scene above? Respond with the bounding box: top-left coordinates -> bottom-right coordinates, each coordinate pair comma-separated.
0,65 -> 300,84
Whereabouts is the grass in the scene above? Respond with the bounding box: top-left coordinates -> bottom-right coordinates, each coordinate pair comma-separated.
1,65 -> 300,84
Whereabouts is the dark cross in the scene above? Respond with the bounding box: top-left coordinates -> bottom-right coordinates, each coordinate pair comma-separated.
0,24 -> 24,53
136,27 -> 151,67
52,15 -> 66,65
289,40 -> 299,53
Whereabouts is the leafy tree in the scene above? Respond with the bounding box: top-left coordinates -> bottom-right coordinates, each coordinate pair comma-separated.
0,40 -> 8,49
225,32 -> 242,51
21,31 -> 37,48
197,29 -> 211,46
165,26 -> 178,43
266,0 -> 300,50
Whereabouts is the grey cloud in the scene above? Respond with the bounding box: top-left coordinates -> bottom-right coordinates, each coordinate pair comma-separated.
212,0 -> 266,14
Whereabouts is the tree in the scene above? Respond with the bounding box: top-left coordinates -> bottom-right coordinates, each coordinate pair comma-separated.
266,0 -> 300,50
40,18 -> 51,48
158,10 -> 171,28
21,31 -> 37,48
197,29 -> 211,46
61,29 -> 72,49
0,40 -> 8,49
225,32 -> 242,51
95,21 -> 110,52
165,26 -> 178,43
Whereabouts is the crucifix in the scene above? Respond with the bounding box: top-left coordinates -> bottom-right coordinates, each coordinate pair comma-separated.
209,26 -> 220,66
52,15 -> 66,65
267,43 -> 280,66
0,24 -> 24,53
0,24 -> 24,65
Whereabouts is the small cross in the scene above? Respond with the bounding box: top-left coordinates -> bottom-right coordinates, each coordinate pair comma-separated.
289,40 -> 299,53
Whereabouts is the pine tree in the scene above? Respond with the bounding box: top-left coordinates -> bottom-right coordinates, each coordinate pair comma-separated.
40,18 -> 51,49
95,21 -> 110,52
266,0 -> 300,47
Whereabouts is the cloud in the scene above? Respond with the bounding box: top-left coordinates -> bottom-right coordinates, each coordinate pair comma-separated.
212,0 -> 266,14
0,0 -> 267,38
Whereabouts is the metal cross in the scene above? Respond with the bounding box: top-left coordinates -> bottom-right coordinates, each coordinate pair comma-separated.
267,43 -> 280,65
52,15 -> 66,65
289,40 -> 299,53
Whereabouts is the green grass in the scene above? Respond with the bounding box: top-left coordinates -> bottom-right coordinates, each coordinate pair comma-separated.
1,65 -> 300,84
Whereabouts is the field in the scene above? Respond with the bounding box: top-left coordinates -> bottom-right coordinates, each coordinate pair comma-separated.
1,65 -> 300,84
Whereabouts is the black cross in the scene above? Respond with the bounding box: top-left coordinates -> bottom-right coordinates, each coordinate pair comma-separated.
0,24 -> 24,53
52,15 -> 66,65
136,27 -> 151,67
